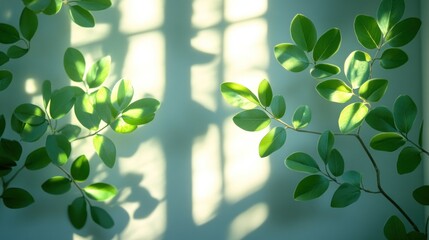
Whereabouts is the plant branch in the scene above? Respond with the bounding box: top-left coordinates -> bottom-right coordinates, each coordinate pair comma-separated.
3,165 -> 25,188
72,123 -> 111,142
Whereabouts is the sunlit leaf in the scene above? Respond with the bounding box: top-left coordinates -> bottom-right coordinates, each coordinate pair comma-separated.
122,98 -> 160,125
84,183 -> 117,201
2,188 -> 34,209
380,48 -> 408,69
19,7 -> 38,41
43,0 -> 63,15
74,93 -> 101,130
365,107 -> 397,132
12,116 -> 48,142
377,0 -> 404,35
14,103 -> 45,125
258,79 -> 272,107
385,18 -> 421,47
294,175 -> 329,201
22,0 -> 51,13
259,127 -> 286,158
313,28 -> 341,61
344,50 -> 371,89
110,117 -> 137,134
46,134 -> 71,165
42,176 -> 71,195
310,64 -> 340,79
90,206 -> 114,229
93,134 -> 116,168
111,79 -> 134,112
358,78 -> 388,102
290,14 -> 317,52
59,124 -> 81,141
64,47 -> 86,82
274,43 -> 309,72
220,82 -> 259,109
370,132 -> 405,152
25,147 -> 51,170
354,15 -> 382,49
71,155 -> 90,182
285,152 -> 320,173
413,185 -> 429,205
342,170 -> 362,187
270,95 -> 286,119
327,149 -> 344,177
318,130 -> 334,164
384,215 -> 407,240
0,70 -> 12,91
292,105 -> 311,129
233,109 -> 270,132
397,146 -> 421,175
338,102 -> 369,133
76,0 -> 112,11
393,95 -> 417,134
86,56 -> 111,88
331,183 -> 361,208
68,5 -> 95,28
0,23 -> 20,44
94,87 -> 115,123
68,197 -> 87,229
316,79 -> 353,103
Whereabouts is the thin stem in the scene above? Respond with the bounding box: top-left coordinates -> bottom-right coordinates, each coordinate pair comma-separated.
56,166 -> 92,206
403,134 -> 429,156
3,165 -> 25,188
72,123 -> 110,142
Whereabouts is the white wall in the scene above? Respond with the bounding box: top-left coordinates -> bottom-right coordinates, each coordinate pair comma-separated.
0,0 -> 424,239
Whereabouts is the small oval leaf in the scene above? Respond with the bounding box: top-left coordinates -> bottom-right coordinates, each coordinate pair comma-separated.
310,63 -> 340,79
338,102 -> 369,133
233,109 -> 271,132
380,48 -> 408,69
259,127 -> 286,158
290,14 -> 317,52
358,78 -> 388,102
41,176 -> 71,195
394,95 -> 417,134
354,15 -> 382,49
69,5 -> 95,28
331,183 -> 361,208
385,18 -> 421,47
25,147 -> 51,170
68,196 -> 87,229
2,188 -> 34,209
370,132 -> 406,152
318,130 -> 335,164
365,107 -> 397,132
285,152 -> 320,173
313,28 -> 341,61
258,79 -> 273,107
90,206 -> 114,229
84,183 -> 117,201
64,48 -> 86,82
71,155 -> 90,182
93,134 -> 116,168
294,175 -> 329,201
274,43 -> 309,72
292,105 -> 311,129
316,79 -> 353,103
327,149 -> 344,177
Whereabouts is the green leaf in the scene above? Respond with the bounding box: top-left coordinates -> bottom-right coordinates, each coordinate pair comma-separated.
42,80 -> 51,109
7,45 -> 29,59
74,93 -> 101,131
19,7 -> 38,41
316,79 -> 353,103
122,98 -> 160,125
338,102 -> 369,133
313,28 -> 341,61
331,183 -> 361,208
394,95 -> 417,134
310,64 -> 340,79
342,170 -> 362,187
68,5 -> 95,28
365,107 -> 397,132
64,47 -> 86,82
258,79 -> 272,107
110,117 -> 137,134
370,132 -> 406,152
111,79 -> 134,112
84,183 -> 117,201
0,115 -> 5,137
94,87 -> 115,123
90,206 -> 114,229
41,176 -> 71,195
14,103 -> 46,125
50,86 -> 84,119
220,82 -> 259,109
86,56 -> 111,88
259,127 -> 286,158
76,0 -> 112,11
407,231 -> 427,240
292,105 -> 311,129
327,149 -> 344,177
59,124 -> 81,141
68,197 -> 87,229
380,48 -> 408,69
344,50 -> 371,89
0,70 -> 13,91
354,15 -> 382,49
0,23 -> 20,44
397,146 -> 421,174
318,130 -> 334,163
233,109 -> 270,132
2,188 -> 34,209
93,134 -> 116,168
0,139 -> 22,161
285,152 -> 320,173
270,95 -> 286,119
385,18 -> 421,47
0,51 -> 9,66
290,14 -> 317,52
377,0 -> 404,35
46,134 -> 71,165
25,147 -> 51,170
384,215 -> 407,240
274,43 -> 309,72
22,0 -> 51,12
413,186 -> 429,205
358,78 -> 388,102
12,116 -> 48,142
71,155 -> 90,182
294,175 -> 329,201
43,0 -> 63,15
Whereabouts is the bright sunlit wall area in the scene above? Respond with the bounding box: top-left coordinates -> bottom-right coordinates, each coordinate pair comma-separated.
0,0 -> 425,240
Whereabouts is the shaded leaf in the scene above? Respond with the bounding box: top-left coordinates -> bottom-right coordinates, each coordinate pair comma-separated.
46,134 -> 71,165
74,93 -> 101,130
342,170 -> 362,187
0,23 -> 20,44
68,197 -> 87,229
377,0 -> 404,35
358,78 -> 388,102
93,134 -> 116,168
365,107 -> 397,132
220,82 -> 259,109
0,115 -> 5,137
290,14 -> 317,52
384,215 -> 407,240
413,186 -> 429,205
86,56 -> 111,88
285,152 -> 320,173
90,206 -> 114,228
71,155 -> 90,182
111,79 -> 134,112
2,188 -> 34,209
0,70 -> 13,91
0,139 -> 22,161
69,5 -> 95,28
43,0 -> 63,15
294,175 -> 329,201
274,43 -> 309,72
50,86 -> 84,119
327,149 -> 344,177
259,127 -> 286,158
14,103 -> 45,125
233,109 -> 270,131
385,18 -> 421,47
310,63 -> 340,79
270,95 -> 286,119
394,95 -> 417,134
338,102 -> 369,133
7,45 -> 29,59
380,48 -> 408,69
22,0 -> 51,12
122,98 -> 160,125
258,79 -> 272,107
344,50 -> 371,89
19,7 -> 38,41
397,146 -> 421,174
370,132 -> 405,152
292,105 -> 311,129
84,183 -> 117,201
313,28 -> 341,61
331,183 -> 361,208
354,15 -> 382,49
64,47 -> 86,82
59,124 -> 81,141
76,0 -> 112,11
0,51 -> 9,66
318,130 -> 334,163
316,79 -> 353,103
42,176 -> 71,195
25,147 -> 51,170
42,80 -> 51,109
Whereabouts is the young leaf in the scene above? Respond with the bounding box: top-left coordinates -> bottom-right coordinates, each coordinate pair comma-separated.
380,48 -> 408,69
292,105 -> 311,129
313,28 -> 341,61
413,186 -> 429,205
7,45 -> 29,59
370,132 -> 405,152
294,175 -> 329,201
270,95 -> 286,119
94,87 -> 115,123
377,0 -> 404,35
68,197 -> 87,229
220,82 -> 259,109
344,51 -> 371,89
233,109 -> 271,131
290,14 -> 317,52
331,183 -> 361,208
365,107 -> 397,132
318,130 -> 334,163
397,146 -> 421,174
86,56 -> 111,88
316,79 -> 353,103
385,18 -> 421,47
19,7 -> 38,41
43,0 -> 63,15
42,80 -> 51,109
394,95 -> 417,134
46,134 -> 71,166
310,64 -> 340,79
68,5 -> 95,28
342,170 -> 362,187
0,70 -> 12,91
64,48 -> 86,82
285,152 -> 320,173
354,15 -> 382,49
90,206 -> 114,229
74,93 -> 101,131
2,188 -> 34,209
258,79 -> 273,107
93,134 -> 116,168
71,155 -> 90,182
84,183 -> 117,201
327,149 -> 344,177
0,23 -> 20,44
59,124 -> 81,141
111,79 -> 134,112
384,215 -> 407,240
76,0 -> 112,11
25,147 -> 51,170
41,176 -> 71,195
14,103 -> 46,125
122,98 -> 160,125
259,127 -> 286,158
274,43 -> 309,72
358,78 -> 388,102
338,102 -> 369,133
110,117 -> 137,134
